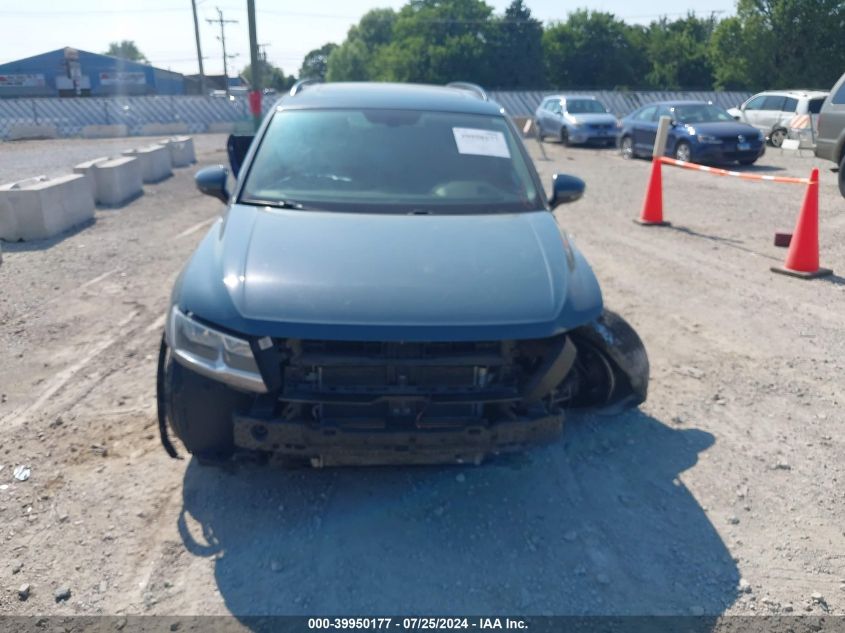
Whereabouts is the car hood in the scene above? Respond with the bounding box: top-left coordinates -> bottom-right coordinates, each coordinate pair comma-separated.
176,204 -> 603,341
682,121 -> 760,137
569,113 -> 617,125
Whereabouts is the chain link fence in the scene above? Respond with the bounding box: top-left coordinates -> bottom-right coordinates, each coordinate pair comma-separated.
0,91 -> 753,140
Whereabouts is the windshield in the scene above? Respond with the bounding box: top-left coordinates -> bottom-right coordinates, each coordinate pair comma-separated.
672,104 -> 734,123
240,108 -> 541,214
566,99 -> 607,114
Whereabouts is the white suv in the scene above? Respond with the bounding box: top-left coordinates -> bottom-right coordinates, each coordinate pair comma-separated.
728,90 -> 828,147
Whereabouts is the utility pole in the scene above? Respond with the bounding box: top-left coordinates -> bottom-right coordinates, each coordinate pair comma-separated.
190,0 -> 206,95
206,7 -> 238,97
247,0 -> 262,130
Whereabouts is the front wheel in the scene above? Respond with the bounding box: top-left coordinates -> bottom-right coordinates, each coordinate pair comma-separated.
560,127 -> 570,146
162,352 -> 252,463
674,141 -> 692,162
838,153 -> 845,199
620,136 -> 634,159
569,309 -> 649,410
769,128 -> 786,148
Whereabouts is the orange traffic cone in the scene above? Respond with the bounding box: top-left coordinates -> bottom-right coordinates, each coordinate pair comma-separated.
771,168 -> 832,279
635,158 -> 670,226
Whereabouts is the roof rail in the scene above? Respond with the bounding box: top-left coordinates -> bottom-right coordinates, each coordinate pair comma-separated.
446,82 -> 489,101
289,78 -> 322,97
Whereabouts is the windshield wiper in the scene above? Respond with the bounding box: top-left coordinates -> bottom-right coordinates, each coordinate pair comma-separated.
241,198 -> 308,210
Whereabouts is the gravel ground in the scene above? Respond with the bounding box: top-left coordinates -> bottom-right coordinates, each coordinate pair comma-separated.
0,134 -> 843,620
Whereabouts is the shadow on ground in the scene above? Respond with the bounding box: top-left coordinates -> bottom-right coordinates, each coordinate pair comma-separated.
0,219 -> 94,252
179,409 -> 739,620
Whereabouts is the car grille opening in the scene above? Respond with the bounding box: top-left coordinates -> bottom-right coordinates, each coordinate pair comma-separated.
274,339 -> 558,429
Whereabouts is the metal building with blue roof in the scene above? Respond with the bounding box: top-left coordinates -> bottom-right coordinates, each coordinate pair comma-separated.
0,47 -> 184,98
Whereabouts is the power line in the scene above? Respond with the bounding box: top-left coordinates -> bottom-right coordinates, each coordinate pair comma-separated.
206,7 -> 238,97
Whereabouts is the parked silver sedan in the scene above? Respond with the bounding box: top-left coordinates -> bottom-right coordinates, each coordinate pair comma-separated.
534,95 -> 619,146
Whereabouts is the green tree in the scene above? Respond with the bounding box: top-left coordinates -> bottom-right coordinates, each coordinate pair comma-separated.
104,41 -> 148,63
299,43 -> 339,81
710,0 -> 845,90
241,60 -> 296,92
484,0 -> 545,88
327,8 -> 397,81
542,10 -> 648,89
371,0 -> 495,84
645,14 -> 717,89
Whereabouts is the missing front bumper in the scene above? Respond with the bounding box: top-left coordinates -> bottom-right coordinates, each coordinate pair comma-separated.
232,413 -> 563,466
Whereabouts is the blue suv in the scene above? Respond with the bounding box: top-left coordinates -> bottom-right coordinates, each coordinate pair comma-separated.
157,82 -> 649,467
618,101 -> 765,165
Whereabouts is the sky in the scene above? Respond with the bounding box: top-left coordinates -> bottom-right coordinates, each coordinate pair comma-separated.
0,0 -> 737,77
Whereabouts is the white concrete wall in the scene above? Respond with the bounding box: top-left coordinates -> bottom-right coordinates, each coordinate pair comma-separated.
8,123 -> 59,141
139,122 -> 189,136
208,122 -> 236,134
93,157 -> 144,207
122,145 -> 172,183
80,124 -> 129,139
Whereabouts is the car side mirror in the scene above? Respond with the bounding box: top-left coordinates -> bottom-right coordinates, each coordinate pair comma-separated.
195,166 -> 230,203
549,174 -> 585,208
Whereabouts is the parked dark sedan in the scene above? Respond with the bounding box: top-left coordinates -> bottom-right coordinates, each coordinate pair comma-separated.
618,101 -> 766,165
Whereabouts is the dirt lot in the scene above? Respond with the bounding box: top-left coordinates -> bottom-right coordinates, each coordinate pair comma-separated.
0,133 -> 843,620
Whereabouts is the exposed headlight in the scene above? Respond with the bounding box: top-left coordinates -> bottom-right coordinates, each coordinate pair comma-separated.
697,134 -> 722,144
167,306 -> 267,393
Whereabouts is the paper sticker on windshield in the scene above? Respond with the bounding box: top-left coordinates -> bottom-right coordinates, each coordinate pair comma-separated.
452,128 -> 510,158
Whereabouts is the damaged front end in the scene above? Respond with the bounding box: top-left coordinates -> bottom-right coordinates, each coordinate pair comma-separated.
227,310 -> 648,466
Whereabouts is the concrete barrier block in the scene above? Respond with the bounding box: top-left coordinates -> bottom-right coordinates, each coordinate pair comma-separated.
208,121 -> 235,134
0,189 -> 20,241
160,136 -> 196,167
7,123 -> 58,141
93,157 -> 144,207
73,157 -> 110,200
0,175 -> 94,241
1,177 -> 47,240
139,122 -> 189,136
122,145 -> 172,183
81,124 -> 129,139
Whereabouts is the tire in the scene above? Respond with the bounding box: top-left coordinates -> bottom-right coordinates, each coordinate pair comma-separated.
769,128 -> 786,148
569,309 -> 649,410
839,153 -> 845,199
163,355 -> 252,463
674,141 -> 692,162
620,135 -> 634,159
559,127 -> 570,146
534,120 -> 544,142
738,157 -> 757,166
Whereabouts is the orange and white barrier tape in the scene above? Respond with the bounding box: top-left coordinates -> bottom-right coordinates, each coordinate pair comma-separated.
658,157 -> 812,185
788,114 -> 811,130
